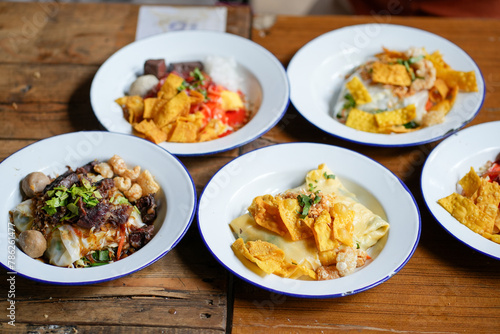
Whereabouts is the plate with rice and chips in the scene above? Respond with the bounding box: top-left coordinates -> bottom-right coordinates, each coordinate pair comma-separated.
422,121 -> 500,259
91,30 -> 289,156
287,23 -> 485,147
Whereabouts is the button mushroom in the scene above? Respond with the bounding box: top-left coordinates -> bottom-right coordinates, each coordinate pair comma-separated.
21,171 -> 50,198
18,230 -> 47,259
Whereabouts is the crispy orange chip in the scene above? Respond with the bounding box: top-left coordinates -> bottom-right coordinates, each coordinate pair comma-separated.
154,90 -> 190,128
427,51 -> 450,71
133,119 -> 167,144
158,73 -> 184,100
437,68 -> 478,92
374,104 -> 416,129
345,108 -> 378,133
168,120 -> 198,143
474,179 -> 500,233
248,195 -> 287,236
115,96 -> 144,124
246,240 -> 286,274
277,197 -> 313,241
346,76 -> 372,105
458,167 -> 482,198
371,61 -> 412,86
311,210 -> 337,252
438,193 -> 489,235
331,203 -> 354,247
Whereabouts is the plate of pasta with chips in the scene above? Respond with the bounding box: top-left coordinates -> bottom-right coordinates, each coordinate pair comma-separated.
287,23 -> 485,147
90,30 -> 289,156
422,121 -> 500,259
198,143 -> 420,298
0,131 -> 196,284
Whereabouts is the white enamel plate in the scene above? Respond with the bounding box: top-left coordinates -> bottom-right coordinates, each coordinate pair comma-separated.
422,121 -> 500,259
0,131 -> 196,284
91,31 -> 289,156
198,143 -> 420,298
287,24 -> 485,147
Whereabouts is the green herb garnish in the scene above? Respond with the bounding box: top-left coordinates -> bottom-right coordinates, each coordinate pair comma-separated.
343,93 -> 356,110
297,192 -> 322,219
403,121 -> 419,129
323,172 -> 335,180
43,182 -> 102,219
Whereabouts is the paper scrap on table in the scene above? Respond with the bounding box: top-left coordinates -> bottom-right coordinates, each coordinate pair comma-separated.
136,6 -> 228,41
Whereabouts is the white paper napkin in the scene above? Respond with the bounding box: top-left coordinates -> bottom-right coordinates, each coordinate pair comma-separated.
136,6 -> 228,41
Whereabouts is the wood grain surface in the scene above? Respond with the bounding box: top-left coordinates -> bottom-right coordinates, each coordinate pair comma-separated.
0,2 -> 499,333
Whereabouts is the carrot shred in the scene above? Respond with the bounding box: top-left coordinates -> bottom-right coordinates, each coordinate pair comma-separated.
116,224 -> 126,260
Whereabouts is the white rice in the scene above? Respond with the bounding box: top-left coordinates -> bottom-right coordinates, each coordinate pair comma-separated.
204,55 -> 242,92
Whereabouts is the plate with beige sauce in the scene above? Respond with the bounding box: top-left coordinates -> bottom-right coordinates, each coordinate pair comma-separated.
198,143 -> 420,298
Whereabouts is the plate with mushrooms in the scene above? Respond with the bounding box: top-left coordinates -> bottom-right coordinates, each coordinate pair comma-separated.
0,131 -> 196,284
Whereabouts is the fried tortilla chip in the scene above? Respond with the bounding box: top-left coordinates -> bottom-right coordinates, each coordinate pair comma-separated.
115,96 -> 144,124
429,78 -> 449,102
458,167 -> 482,198
311,210 -> 337,252
427,51 -> 450,71
474,179 -> 500,234
438,193 -> 489,235
248,195 -> 287,236
346,76 -> 372,105
245,240 -> 286,274
133,119 -> 167,144
168,120 -> 198,143
331,203 -> 354,247
437,68 -> 478,92
371,61 -> 412,86
277,197 -> 313,241
374,104 -> 416,129
158,73 -> 185,100
345,108 -> 378,133
154,90 -> 190,128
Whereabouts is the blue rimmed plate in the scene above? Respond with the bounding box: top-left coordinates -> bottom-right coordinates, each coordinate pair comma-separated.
91,30 -> 289,156
287,24 -> 485,147
198,143 -> 420,298
0,131 -> 196,284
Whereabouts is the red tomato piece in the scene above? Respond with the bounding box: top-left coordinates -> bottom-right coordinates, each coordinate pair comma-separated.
225,109 -> 247,127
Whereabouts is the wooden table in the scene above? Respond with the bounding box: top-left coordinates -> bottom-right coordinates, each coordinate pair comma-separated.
1,2 -> 499,333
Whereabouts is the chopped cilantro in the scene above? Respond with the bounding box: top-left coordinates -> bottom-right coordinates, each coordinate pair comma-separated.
343,93 -> 356,110
297,193 -> 322,218
408,55 -> 424,64
323,172 -> 335,180
403,121 -> 419,129
43,181 -> 102,219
